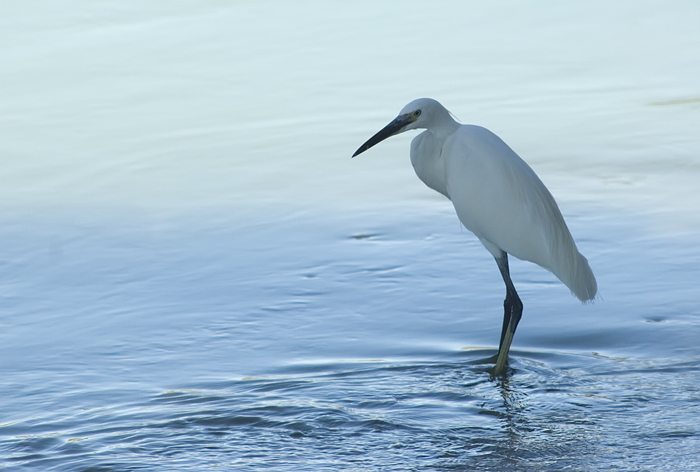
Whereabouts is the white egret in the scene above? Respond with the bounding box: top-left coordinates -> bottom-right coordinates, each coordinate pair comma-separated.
352,98 -> 596,375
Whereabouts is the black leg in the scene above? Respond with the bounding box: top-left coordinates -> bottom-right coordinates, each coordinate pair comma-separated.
494,252 -> 523,374
496,253 -> 512,350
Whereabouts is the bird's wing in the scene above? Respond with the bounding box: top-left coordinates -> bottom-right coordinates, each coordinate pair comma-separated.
444,126 -> 596,300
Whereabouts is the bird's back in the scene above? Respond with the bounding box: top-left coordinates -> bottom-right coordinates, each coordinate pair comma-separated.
441,125 -> 597,301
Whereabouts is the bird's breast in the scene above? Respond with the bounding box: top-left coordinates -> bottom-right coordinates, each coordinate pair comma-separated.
410,131 -> 449,198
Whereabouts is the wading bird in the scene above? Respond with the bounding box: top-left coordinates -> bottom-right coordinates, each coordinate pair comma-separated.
352,98 -> 596,375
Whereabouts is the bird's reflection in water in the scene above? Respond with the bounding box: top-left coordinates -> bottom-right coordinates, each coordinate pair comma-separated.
457,360 -> 602,470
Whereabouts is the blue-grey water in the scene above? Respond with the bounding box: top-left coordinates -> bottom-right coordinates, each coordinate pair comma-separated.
2,1 -> 700,470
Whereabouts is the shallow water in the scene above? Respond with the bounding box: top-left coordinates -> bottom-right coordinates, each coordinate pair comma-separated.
2,1 -> 700,470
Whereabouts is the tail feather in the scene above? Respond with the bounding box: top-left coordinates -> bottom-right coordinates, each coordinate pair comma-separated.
564,252 -> 597,302
531,185 -> 597,302
540,203 -> 597,302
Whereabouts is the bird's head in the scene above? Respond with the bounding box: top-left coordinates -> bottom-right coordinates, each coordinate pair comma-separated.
352,98 -> 451,157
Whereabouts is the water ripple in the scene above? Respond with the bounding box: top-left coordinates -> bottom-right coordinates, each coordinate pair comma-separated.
2,352 -> 700,471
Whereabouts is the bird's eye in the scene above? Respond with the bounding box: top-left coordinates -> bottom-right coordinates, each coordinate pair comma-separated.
414,110 -> 422,117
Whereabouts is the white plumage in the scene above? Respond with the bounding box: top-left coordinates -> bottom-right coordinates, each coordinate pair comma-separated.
353,98 -> 596,374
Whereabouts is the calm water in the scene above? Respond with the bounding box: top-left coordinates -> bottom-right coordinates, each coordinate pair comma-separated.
1,1 -> 700,470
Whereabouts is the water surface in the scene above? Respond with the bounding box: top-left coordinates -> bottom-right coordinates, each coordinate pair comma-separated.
1,1 -> 699,470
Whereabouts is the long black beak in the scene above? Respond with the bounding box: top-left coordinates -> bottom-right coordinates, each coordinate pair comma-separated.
352,114 -> 413,157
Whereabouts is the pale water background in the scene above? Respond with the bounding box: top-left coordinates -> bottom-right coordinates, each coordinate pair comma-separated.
1,1 -> 700,470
